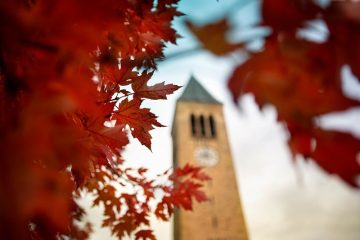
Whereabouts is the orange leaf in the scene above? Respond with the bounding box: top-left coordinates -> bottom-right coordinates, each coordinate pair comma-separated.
186,19 -> 244,56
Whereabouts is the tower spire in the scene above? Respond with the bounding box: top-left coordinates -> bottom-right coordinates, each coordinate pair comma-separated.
178,75 -> 221,104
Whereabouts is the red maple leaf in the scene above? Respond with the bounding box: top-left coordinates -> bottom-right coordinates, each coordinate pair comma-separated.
132,71 -> 181,100
112,98 -> 163,149
155,197 -> 174,221
135,229 -> 156,240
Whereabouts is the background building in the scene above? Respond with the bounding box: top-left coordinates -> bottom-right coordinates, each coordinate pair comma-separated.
172,77 -> 249,240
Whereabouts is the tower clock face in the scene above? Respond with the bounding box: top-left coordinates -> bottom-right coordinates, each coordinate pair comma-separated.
194,147 -> 219,167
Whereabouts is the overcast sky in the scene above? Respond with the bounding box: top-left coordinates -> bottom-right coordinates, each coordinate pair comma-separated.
82,1 -> 360,239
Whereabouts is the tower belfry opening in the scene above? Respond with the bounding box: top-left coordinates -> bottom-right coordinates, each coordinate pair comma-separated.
188,114 -> 217,139
172,76 -> 249,240
209,115 -> 216,138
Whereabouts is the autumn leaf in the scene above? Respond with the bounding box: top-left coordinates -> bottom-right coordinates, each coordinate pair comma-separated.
138,167 -> 148,175
186,19 -> 244,56
228,37 -> 359,121
155,197 -> 174,221
93,185 -> 120,207
135,229 -> 156,240
173,163 -> 211,181
132,71 -> 181,100
113,98 -> 163,149
323,2 -> 360,81
174,181 -> 208,210
312,130 -> 360,187
99,64 -> 137,86
169,164 -> 210,210
348,31 -> 360,80
262,0 -> 321,32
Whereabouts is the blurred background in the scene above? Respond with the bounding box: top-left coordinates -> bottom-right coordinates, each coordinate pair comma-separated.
83,0 -> 360,239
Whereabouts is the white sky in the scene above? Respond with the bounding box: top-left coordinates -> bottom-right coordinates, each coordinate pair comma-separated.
82,1 -> 360,239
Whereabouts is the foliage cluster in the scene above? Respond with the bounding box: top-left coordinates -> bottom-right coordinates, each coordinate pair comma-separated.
188,0 -> 360,187
0,1 -> 208,239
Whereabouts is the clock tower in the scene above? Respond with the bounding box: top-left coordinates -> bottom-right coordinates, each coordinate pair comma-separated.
172,76 -> 249,240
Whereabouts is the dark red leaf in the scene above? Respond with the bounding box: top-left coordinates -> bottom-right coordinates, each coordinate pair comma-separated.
132,71 -> 181,100
113,98 -> 163,149
135,229 -> 156,240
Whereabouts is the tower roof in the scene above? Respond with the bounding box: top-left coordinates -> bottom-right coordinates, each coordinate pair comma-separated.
178,76 -> 221,104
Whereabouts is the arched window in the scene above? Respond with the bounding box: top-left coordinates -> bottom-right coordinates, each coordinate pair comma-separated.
190,114 -> 196,137
200,115 -> 206,137
190,114 -> 215,139
209,115 -> 216,138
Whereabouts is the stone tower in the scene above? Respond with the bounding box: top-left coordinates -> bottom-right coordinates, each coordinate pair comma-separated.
172,76 -> 249,240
